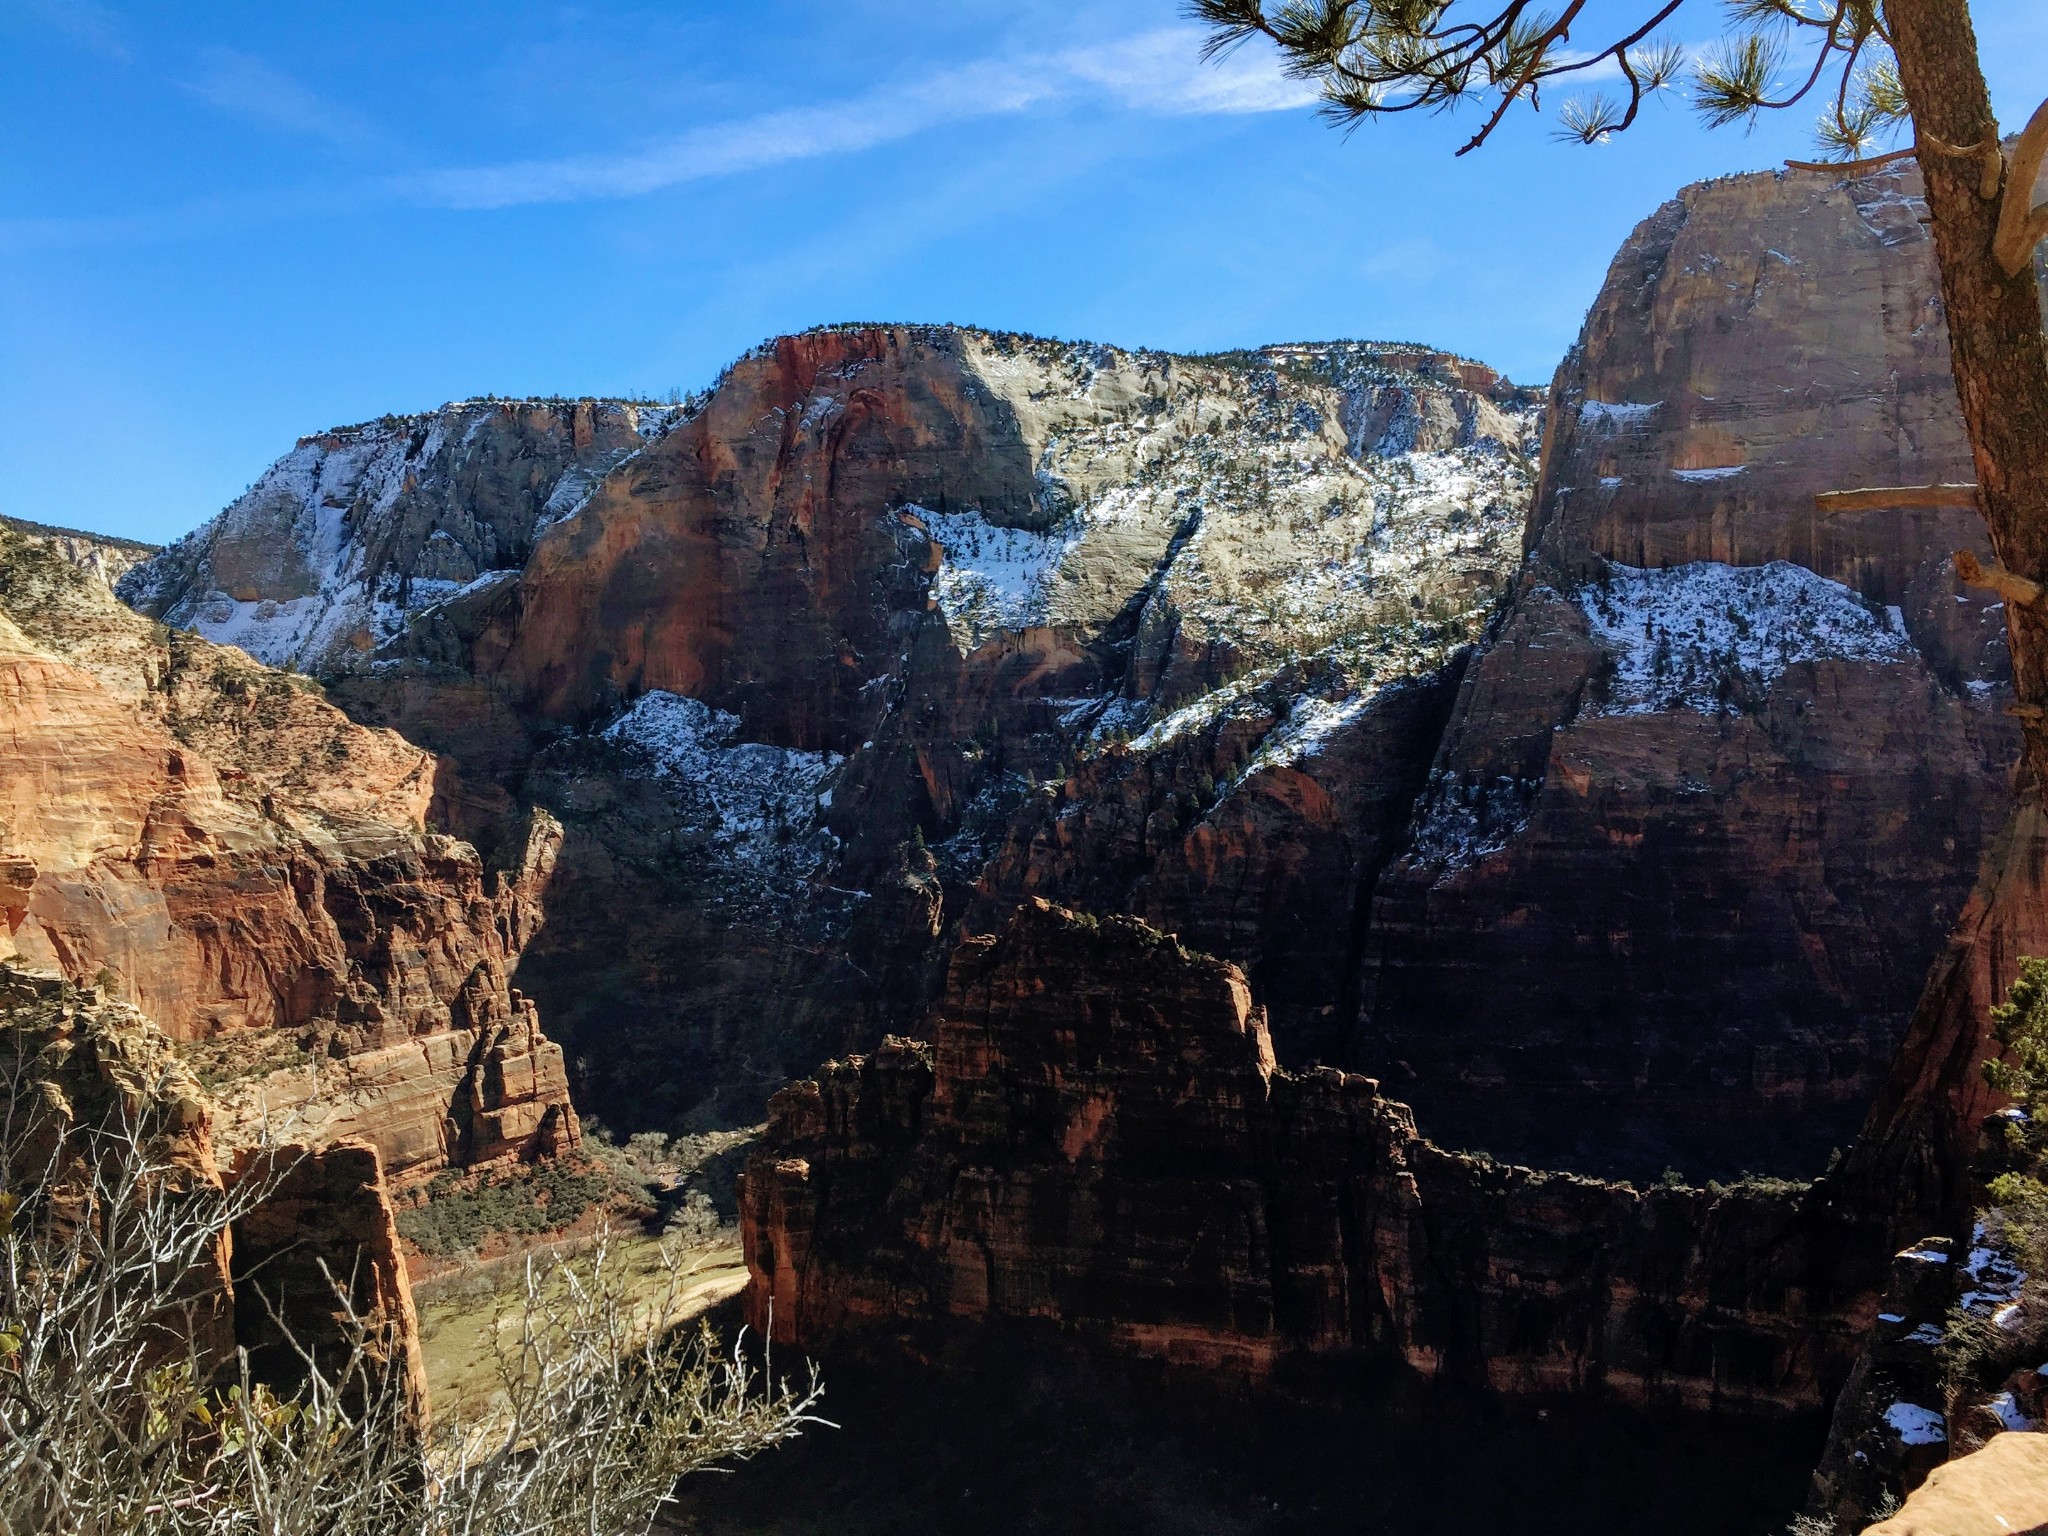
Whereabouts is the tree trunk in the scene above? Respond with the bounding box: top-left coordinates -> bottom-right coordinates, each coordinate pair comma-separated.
1843,2 -> 2048,1228
1886,0 -> 2048,775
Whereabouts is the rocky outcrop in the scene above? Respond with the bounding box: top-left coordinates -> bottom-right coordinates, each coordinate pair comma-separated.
204,979 -> 580,1178
1356,160 -> 2042,1179
230,1139 -> 429,1423
1864,1432 -> 2048,1536
0,964 -> 426,1415
973,668 -> 1465,1066
120,398 -> 683,678
0,518 -> 578,1182
0,961 -> 235,1367
445,333 -> 1533,739
1805,1235 -> 1967,1524
1,514 -> 157,589
742,901 -> 1879,1411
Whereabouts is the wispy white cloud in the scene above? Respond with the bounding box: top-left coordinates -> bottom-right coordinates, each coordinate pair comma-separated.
405,57 -> 1057,211
1,24 -> 1322,245
406,27 -> 1316,212
1058,28 -> 1321,116
8,0 -> 131,60
182,48 -> 389,150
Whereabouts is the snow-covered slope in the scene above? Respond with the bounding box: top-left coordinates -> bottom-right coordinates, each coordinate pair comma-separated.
920,332 -> 1539,755
119,398 -> 683,674
1575,559 -> 1917,717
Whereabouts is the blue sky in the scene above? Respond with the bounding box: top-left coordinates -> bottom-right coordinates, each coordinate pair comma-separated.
5,0 -> 2043,544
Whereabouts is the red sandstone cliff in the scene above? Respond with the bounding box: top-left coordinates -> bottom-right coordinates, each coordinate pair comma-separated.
743,901 -> 1879,1412
0,521 -> 577,1182
109,178 -> 2033,1197
1357,159 -> 2044,1178
1,963 -> 427,1417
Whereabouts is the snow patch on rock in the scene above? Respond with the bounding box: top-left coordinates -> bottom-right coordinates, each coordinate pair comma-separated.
120,398 -> 681,674
1988,1392 -> 2037,1432
1959,1222 -> 2028,1318
1882,1402 -> 1947,1446
1578,399 -> 1661,427
603,691 -> 843,878
1406,773 -> 1545,872
914,506 -> 1074,650
1577,560 -> 1915,716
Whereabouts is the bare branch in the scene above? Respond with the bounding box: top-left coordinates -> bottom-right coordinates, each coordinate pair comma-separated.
0,1017 -> 823,1535
1994,95 -> 2048,278
1787,145 -> 1919,173
1955,548 -> 2043,608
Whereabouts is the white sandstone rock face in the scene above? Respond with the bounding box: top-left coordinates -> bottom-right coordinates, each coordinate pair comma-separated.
922,332 -> 1540,760
120,398 -> 684,676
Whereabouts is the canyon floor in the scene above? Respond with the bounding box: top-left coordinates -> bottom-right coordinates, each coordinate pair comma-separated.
414,1230 -> 748,1421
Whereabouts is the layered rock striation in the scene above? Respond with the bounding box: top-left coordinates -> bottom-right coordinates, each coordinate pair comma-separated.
173,331 -> 1539,1120
1357,160 -> 2039,1177
0,521 -> 577,1182
743,901 -> 1878,1412
116,165 -> 2038,1187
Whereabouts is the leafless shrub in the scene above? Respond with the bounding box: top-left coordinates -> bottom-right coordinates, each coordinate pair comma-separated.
0,1068 -> 822,1535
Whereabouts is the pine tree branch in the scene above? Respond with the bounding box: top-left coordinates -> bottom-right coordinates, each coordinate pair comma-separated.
1955,547 -> 2043,607
1787,145 -> 1919,172
1994,95 -> 2048,277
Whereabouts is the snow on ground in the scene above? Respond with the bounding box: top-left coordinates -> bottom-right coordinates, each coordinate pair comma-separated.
125,398 -> 682,673
433,567 -> 520,606
1010,357 -> 1534,782
915,506 -> 1074,650
1988,1392 -> 2038,1431
1578,400 -> 1661,427
1959,1220 -> 2030,1335
1849,174 -> 1931,248
1882,1402 -> 1947,1446
156,417 -> 431,668
1405,773 -> 1545,872
602,691 -> 842,880
537,423 -> 672,528
1232,692 -> 1374,780
1576,560 -> 1915,716
1127,670 -> 1269,755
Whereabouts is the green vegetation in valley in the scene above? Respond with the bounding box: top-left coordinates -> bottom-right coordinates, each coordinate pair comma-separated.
397,1158 -> 640,1258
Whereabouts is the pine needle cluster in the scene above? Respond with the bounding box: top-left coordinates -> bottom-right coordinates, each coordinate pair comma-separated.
1185,0 -> 1910,159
